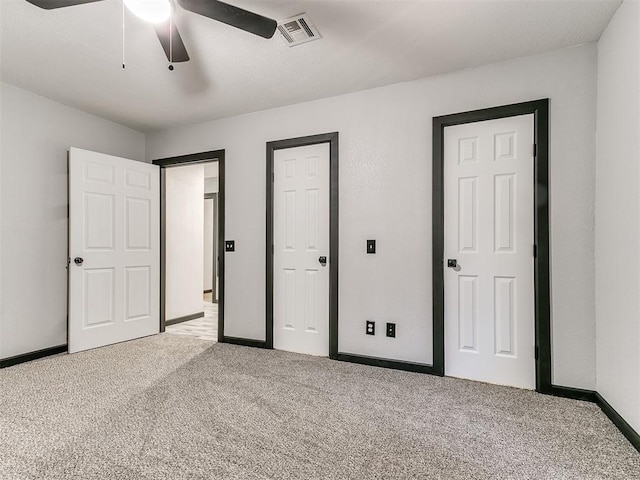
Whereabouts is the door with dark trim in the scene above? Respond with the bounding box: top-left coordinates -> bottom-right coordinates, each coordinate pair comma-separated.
432,99 -> 551,393
272,142 -> 331,356
266,133 -> 339,358
443,114 -> 535,389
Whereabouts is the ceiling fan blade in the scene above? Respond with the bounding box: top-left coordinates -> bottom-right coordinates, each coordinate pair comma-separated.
177,0 -> 277,39
25,0 -> 104,9
154,20 -> 190,63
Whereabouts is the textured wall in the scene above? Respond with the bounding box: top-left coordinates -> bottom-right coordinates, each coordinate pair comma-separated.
0,82 -> 146,359
165,164 -> 204,320
595,0 -> 640,432
147,45 -> 598,389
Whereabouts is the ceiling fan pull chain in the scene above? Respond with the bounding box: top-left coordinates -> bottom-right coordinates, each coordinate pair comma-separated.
168,11 -> 174,70
122,0 -> 126,69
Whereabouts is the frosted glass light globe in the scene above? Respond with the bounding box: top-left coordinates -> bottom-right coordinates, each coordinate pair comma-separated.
123,0 -> 171,23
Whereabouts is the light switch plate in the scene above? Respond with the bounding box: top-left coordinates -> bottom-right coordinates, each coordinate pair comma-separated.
367,239 -> 376,254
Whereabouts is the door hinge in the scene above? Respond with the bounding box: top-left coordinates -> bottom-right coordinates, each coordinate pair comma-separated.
272,172 -> 275,182
533,244 -> 537,258
533,143 -> 537,157
535,346 -> 539,360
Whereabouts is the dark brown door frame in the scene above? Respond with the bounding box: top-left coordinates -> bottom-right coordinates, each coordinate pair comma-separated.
432,99 -> 551,393
266,132 -> 339,357
152,150 -> 225,341
204,193 -> 219,304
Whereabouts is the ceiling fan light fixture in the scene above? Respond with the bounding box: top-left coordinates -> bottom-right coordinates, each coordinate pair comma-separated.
123,0 -> 171,23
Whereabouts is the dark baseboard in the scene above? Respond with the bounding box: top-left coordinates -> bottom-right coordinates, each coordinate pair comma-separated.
3,338 -> 639,455
222,336 -> 269,349
336,353 -> 437,375
0,344 -> 67,368
165,312 -> 204,327
544,385 -> 598,402
203,289 -> 212,294
541,385 -> 639,453
333,354 -> 639,453
595,392 -> 640,453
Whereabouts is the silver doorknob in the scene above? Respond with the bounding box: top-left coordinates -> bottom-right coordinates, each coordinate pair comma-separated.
74,257 -> 84,266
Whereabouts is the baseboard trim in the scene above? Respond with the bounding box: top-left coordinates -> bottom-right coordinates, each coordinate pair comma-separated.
0,344 -> 68,368
545,385 -> 598,402
542,385 -> 639,453
336,353 -> 437,375
165,312 -> 204,327
3,339 -> 639,454
595,392 -> 640,453
332,355 -> 640,453
222,336 -> 269,349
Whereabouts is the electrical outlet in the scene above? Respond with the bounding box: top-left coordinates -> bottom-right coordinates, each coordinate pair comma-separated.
386,322 -> 396,338
366,320 -> 375,335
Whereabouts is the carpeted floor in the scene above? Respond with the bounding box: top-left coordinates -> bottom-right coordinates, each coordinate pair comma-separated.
1,334 -> 639,479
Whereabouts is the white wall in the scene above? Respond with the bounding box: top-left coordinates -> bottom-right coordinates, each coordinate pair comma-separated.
165,164 -> 204,320
147,45 -> 598,389
204,177 -> 219,194
595,1 -> 640,432
0,82 -> 145,359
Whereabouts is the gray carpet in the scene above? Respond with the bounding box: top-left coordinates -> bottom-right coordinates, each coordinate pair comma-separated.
1,335 -> 639,480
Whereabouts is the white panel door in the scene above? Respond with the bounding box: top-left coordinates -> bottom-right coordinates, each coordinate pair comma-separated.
69,148 -> 159,353
274,143 -> 330,356
444,115 -> 535,389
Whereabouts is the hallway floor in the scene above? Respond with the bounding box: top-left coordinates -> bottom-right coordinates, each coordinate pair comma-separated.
165,294 -> 217,341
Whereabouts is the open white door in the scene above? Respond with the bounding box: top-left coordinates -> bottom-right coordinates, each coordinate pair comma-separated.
273,143 -> 330,356
68,148 -> 159,353
444,115 -> 535,389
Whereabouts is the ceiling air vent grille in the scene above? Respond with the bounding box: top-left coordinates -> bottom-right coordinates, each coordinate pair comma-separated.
277,13 -> 321,47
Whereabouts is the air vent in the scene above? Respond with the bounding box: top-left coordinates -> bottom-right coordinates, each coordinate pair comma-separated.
277,13 -> 321,47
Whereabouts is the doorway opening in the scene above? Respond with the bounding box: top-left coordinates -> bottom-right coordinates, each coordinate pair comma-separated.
153,150 -> 225,342
432,99 -> 551,392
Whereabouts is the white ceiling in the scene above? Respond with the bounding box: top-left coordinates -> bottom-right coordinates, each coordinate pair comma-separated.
1,0 -> 621,132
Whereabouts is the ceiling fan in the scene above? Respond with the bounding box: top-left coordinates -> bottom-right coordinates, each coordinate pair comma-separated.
25,0 -> 278,65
